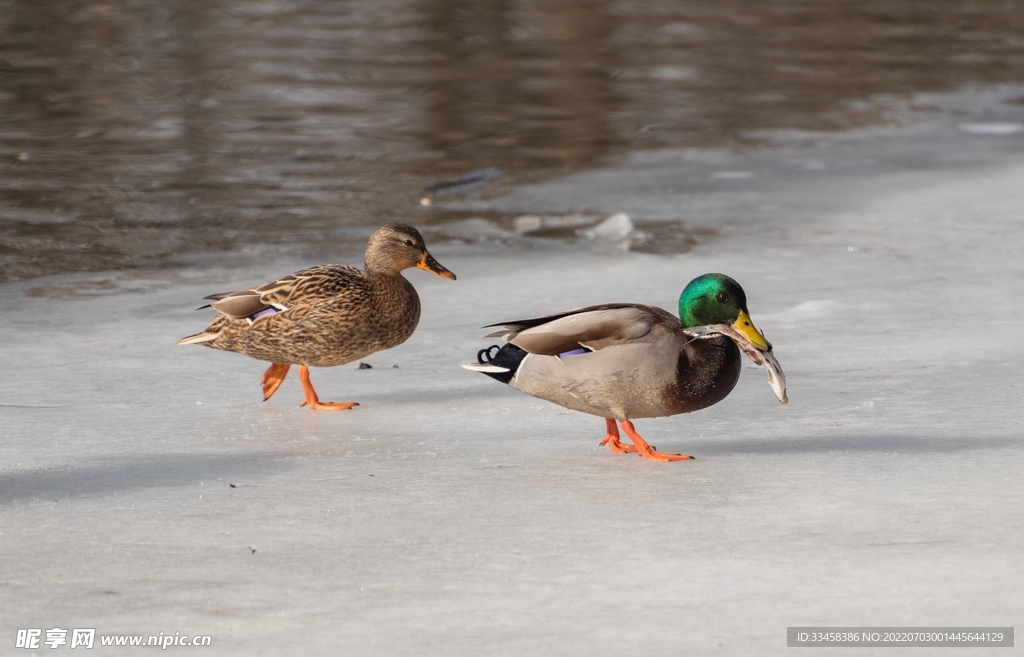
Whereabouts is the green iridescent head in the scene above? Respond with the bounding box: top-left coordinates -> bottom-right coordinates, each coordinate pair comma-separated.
678,273 -> 747,326
679,273 -> 769,350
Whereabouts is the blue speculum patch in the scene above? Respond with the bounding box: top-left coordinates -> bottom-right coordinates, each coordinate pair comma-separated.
558,348 -> 588,358
250,307 -> 278,321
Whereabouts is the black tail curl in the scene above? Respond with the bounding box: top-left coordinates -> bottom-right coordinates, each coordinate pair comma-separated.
475,343 -> 527,385
477,345 -> 502,365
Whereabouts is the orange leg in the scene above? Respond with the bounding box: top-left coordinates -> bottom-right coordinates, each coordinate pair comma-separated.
297,365 -> 358,411
261,363 -> 291,401
620,419 -> 693,462
599,418 -> 638,454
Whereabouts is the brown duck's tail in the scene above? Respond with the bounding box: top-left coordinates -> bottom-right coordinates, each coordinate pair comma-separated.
175,332 -> 218,346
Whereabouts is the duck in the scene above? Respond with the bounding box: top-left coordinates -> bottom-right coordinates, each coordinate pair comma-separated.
177,223 -> 456,410
462,273 -> 786,461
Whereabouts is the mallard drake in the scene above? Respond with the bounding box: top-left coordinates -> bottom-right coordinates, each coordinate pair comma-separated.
177,223 -> 456,409
463,273 -> 786,461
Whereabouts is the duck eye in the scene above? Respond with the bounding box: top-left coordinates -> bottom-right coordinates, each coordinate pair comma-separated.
403,239 -> 415,247
716,293 -> 728,303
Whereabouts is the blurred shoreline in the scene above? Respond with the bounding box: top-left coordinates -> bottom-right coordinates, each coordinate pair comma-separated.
3,0 -> 1024,282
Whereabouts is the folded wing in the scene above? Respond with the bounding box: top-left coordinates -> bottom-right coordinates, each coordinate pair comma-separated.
202,264 -> 364,319
485,303 -> 680,355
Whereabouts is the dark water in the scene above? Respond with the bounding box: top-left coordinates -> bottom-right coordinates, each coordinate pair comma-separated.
3,0 -> 1024,281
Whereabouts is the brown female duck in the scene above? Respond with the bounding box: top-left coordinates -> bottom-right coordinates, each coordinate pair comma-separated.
178,223 -> 455,409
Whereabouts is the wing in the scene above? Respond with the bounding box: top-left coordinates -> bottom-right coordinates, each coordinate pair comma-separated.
485,303 -> 680,355
202,264 -> 364,319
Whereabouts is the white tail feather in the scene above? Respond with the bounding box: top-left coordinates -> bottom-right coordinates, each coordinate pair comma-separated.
461,362 -> 510,373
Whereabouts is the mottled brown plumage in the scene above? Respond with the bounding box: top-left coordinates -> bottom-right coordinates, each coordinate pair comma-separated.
177,223 -> 455,409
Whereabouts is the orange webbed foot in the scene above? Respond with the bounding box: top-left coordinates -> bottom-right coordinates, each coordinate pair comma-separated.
300,400 -> 359,411
261,363 -> 291,401
618,419 -> 694,462
599,418 -> 638,453
297,365 -> 359,411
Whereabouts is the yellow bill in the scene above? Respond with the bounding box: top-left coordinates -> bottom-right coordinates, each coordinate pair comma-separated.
731,310 -> 769,351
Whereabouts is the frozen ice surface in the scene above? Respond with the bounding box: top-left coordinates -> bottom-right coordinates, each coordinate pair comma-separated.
3,94 -> 1024,655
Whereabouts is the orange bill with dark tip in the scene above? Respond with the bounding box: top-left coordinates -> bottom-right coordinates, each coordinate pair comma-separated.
418,253 -> 456,280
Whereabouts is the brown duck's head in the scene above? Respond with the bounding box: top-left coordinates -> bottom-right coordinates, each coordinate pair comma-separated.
364,223 -> 456,280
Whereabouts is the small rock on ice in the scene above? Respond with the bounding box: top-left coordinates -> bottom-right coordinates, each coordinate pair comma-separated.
580,213 -> 634,241
513,215 -> 543,234
958,122 -> 1023,136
